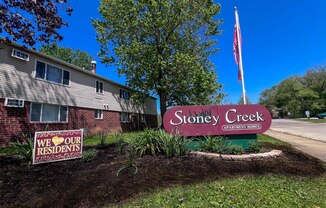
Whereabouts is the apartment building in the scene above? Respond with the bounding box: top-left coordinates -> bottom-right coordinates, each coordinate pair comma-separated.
0,41 -> 158,146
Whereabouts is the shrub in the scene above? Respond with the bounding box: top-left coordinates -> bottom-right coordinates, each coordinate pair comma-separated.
248,141 -> 262,153
12,138 -> 34,162
175,136 -> 191,157
130,129 -> 191,157
117,146 -> 137,176
130,128 -> 161,156
199,136 -> 225,153
98,133 -> 106,146
114,134 -> 125,154
225,145 -> 244,155
82,148 -> 97,163
158,130 -> 191,157
158,131 -> 176,158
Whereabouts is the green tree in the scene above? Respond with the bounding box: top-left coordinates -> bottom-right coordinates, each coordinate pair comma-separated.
275,76 -> 304,117
259,86 -> 279,117
237,94 -> 252,105
1,0 -> 72,47
39,43 -> 94,71
259,86 -> 277,109
301,67 -> 326,112
259,67 -> 326,118
93,0 -> 224,116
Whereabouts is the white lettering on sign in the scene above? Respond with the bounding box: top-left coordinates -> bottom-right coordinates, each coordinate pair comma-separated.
225,109 -> 264,124
225,109 -> 237,123
169,109 -> 265,127
170,111 -> 183,126
169,110 -> 220,126
222,124 -> 262,131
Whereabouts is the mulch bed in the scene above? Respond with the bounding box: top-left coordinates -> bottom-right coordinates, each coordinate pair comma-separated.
0,144 -> 325,208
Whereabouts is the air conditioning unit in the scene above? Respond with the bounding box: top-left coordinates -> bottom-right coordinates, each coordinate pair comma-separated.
4,98 -> 25,108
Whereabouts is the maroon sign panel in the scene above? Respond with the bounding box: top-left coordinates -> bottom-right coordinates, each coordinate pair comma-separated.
33,129 -> 83,165
163,105 -> 272,136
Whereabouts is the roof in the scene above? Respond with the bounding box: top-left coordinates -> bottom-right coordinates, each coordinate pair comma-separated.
4,40 -> 157,100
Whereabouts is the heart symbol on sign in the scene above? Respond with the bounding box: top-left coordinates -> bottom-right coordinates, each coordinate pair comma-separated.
52,136 -> 64,146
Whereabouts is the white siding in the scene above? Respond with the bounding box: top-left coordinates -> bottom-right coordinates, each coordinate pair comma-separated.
0,44 -> 157,115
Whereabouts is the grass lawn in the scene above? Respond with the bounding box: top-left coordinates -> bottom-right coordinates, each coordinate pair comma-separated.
0,131 -> 143,154
119,175 -> 326,208
81,131 -> 143,146
257,134 -> 291,147
0,146 -> 15,154
292,118 -> 326,123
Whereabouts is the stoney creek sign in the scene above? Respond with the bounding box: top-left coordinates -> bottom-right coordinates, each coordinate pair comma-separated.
163,105 -> 272,136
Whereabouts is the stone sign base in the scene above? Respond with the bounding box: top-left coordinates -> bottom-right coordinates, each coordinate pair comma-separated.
189,149 -> 283,161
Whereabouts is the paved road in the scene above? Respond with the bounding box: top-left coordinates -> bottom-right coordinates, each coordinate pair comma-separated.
270,119 -> 326,143
265,119 -> 326,162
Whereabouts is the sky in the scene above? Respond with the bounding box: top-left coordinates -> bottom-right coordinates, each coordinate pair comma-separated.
34,0 -> 326,106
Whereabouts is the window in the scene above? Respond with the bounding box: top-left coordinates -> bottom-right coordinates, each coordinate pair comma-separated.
95,109 -> 103,119
95,80 -> 104,94
30,103 -> 68,122
47,65 -> 62,83
4,98 -> 24,107
120,112 -> 130,122
120,89 -> 130,100
12,49 -> 29,61
35,60 -> 70,85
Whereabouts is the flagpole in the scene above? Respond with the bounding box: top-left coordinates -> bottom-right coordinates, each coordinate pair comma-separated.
235,7 -> 247,104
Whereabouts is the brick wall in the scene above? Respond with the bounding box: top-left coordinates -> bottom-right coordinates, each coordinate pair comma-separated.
0,99 -> 158,146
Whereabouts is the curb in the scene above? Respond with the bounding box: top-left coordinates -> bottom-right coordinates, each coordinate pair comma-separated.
189,150 -> 283,161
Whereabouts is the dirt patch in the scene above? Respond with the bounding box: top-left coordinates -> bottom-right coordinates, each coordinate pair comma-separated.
0,144 -> 325,208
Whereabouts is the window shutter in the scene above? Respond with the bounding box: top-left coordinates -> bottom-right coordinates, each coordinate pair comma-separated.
100,82 -> 103,93
36,61 -> 46,79
63,70 -> 70,85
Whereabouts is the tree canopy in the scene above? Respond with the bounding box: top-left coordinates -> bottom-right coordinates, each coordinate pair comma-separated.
237,94 -> 252,105
259,66 -> 326,117
0,0 -> 72,47
93,0 -> 224,116
39,43 -> 94,71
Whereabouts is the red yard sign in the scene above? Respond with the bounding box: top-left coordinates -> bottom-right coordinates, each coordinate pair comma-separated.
163,105 -> 272,136
33,129 -> 83,165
